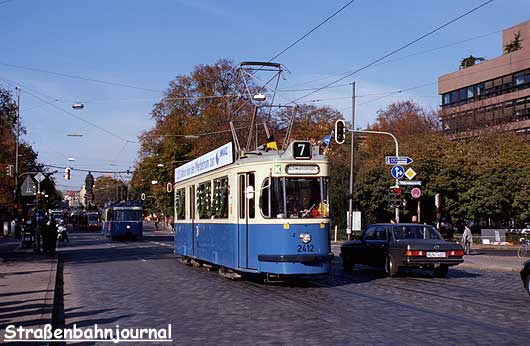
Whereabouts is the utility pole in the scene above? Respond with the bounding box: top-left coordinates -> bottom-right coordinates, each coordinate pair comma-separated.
15,87 -> 20,204
347,82 -> 355,240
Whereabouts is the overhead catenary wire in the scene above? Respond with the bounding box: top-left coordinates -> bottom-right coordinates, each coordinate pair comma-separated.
0,76 -> 136,143
288,0 -> 495,104
0,61 -> 162,93
280,29 -> 501,91
267,0 -> 358,62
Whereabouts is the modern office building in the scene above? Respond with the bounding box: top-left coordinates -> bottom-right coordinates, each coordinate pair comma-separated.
438,20 -> 530,139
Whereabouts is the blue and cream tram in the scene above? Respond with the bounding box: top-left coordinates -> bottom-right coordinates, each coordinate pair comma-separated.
102,201 -> 143,240
173,141 -> 332,276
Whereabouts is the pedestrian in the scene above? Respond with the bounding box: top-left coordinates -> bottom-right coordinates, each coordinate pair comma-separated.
47,218 -> 58,255
41,216 -> 49,254
154,215 -> 159,230
462,222 -> 473,255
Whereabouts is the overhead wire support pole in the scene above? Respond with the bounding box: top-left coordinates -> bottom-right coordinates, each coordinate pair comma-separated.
15,86 -> 20,203
350,129 -> 400,223
347,82 -> 355,240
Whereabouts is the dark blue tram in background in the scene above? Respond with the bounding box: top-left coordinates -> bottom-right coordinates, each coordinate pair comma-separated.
102,201 -> 143,240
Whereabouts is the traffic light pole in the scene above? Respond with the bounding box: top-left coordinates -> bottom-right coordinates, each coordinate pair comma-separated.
347,82 -> 355,240
350,129 -> 400,223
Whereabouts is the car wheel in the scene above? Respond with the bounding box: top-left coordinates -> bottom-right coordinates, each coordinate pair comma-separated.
342,256 -> 354,271
434,265 -> 449,278
385,255 -> 399,277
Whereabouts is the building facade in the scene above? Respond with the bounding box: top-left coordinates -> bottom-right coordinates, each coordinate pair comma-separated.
438,20 -> 530,139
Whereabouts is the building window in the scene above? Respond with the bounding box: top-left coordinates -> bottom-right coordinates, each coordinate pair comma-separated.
450,91 -> 457,104
443,93 -> 450,105
476,83 -> 484,96
515,73 -> 525,86
212,176 -> 229,219
459,88 -> 467,103
467,86 -> 474,99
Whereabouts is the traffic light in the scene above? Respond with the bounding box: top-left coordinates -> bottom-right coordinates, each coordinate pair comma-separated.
388,186 -> 402,208
334,119 -> 346,144
64,167 -> 72,181
6,164 -> 13,177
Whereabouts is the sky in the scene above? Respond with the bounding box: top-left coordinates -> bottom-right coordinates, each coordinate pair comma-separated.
1,0 -> 529,189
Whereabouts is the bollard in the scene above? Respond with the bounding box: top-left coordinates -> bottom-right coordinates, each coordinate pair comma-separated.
3,222 -> 8,236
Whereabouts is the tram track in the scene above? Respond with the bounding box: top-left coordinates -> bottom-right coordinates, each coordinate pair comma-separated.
326,261 -> 528,314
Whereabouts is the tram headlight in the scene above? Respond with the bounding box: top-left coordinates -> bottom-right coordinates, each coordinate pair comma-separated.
126,225 -> 131,229
300,233 -> 311,244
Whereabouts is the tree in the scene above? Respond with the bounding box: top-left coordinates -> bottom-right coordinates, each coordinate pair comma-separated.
0,85 -> 40,208
504,31 -> 523,54
132,59 -> 346,218
459,55 -> 486,69
93,175 -> 128,207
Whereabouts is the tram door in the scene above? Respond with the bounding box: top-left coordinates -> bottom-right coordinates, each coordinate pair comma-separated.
189,186 -> 195,257
238,173 -> 256,269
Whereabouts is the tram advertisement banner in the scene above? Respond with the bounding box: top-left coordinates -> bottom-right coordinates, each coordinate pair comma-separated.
175,142 -> 233,183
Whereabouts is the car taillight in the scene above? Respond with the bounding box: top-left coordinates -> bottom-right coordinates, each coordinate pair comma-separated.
406,250 -> 426,257
447,250 -> 464,257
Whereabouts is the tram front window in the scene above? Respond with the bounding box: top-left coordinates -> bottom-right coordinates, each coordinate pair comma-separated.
261,177 -> 328,219
113,210 -> 142,222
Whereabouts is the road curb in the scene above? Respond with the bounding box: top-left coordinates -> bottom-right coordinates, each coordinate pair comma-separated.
458,262 -> 521,273
41,256 -> 58,331
51,253 -> 65,345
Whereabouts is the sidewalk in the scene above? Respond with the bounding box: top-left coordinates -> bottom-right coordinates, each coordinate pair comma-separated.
459,252 -> 527,273
0,235 -> 58,343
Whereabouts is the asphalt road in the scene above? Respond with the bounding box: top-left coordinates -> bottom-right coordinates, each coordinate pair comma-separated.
58,223 -> 530,346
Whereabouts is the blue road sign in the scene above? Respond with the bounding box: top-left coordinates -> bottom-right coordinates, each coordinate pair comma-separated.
385,156 -> 413,165
391,165 -> 405,179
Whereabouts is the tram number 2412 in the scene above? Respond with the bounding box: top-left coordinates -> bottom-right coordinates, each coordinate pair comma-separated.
297,244 -> 315,253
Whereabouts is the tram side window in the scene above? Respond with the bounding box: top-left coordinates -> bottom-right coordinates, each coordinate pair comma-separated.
175,188 -> 186,220
212,176 -> 229,219
260,177 -> 285,218
197,181 -> 212,219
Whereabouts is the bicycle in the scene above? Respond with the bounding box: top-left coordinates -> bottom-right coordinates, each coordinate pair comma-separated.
517,238 -> 530,258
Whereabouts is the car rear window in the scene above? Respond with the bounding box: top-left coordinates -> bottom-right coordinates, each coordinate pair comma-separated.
392,225 -> 442,240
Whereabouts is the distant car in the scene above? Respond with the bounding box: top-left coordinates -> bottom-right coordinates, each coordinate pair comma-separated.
520,259 -> 530,297
340,223 -> 464,277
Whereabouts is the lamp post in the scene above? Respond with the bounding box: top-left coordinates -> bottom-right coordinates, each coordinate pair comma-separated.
14,87 -> 20,204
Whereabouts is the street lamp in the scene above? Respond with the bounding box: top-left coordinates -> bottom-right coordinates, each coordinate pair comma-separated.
72,103 -> 85,110
253,93 -> 266,103
67,133 -> 83,137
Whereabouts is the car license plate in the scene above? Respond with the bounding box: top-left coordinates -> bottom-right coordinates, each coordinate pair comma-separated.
427,251 -> 446,258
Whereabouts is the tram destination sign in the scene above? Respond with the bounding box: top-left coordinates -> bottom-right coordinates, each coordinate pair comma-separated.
175,142 -> 233,183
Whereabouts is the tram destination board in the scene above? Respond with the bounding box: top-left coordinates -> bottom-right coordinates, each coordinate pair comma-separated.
293,141 -> 312,160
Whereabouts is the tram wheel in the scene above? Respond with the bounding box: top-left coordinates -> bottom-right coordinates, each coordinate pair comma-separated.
179,256 -> 192,266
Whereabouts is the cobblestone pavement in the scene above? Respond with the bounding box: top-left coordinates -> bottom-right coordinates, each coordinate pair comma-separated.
61,225 -> 530,346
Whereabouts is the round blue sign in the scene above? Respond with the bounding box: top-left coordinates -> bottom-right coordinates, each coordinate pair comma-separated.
391,165 -> 405,179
